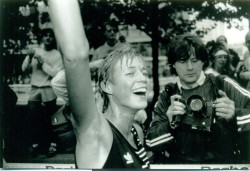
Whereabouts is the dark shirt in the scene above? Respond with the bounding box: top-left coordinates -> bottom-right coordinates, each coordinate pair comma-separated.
103,121 -> 150,168
146,74 -> 250,164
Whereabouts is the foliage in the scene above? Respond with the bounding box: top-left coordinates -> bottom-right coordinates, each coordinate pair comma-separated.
2,0 -> 249,51
2,0 -> 249,100
79,0 -> 249,47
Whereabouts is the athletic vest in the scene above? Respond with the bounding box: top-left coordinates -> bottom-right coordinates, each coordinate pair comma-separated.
103,121 -> 150,168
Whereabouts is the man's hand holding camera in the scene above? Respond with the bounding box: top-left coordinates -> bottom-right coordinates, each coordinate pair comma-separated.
166,94 -> 186,123
213,90 -> 235,121
167,90 -> 235,130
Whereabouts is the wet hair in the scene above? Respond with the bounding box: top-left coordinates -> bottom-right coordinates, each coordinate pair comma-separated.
167,34 -> 209,75
98,43 -> 144,113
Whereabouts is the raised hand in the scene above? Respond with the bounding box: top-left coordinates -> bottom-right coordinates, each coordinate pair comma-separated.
213,90 -> 235,121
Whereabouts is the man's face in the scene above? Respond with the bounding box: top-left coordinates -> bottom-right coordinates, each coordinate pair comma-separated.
42,32 -> 54,45
174,54 -> 204,88
105,25 -> 118,41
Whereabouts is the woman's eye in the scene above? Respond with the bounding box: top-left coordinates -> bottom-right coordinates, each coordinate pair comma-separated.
126,72 -> 134,76
143,72 -> 148,77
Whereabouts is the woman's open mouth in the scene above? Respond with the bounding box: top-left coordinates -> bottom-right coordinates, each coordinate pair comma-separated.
132,88 -> 147,96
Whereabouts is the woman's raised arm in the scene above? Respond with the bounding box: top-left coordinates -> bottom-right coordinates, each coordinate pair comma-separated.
48,0 -> 97,133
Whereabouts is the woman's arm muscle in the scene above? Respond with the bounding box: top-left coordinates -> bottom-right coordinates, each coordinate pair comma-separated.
49,0 -> 98,133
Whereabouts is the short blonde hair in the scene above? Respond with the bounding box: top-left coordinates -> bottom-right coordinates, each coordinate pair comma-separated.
98,43 -> 144,113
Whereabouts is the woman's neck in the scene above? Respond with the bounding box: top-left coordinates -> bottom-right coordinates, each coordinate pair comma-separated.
105,105 -> 136,139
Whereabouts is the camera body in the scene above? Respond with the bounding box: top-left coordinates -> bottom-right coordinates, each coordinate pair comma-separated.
238,65 -> 248,75
237,65 -> 249,87
171,95 -> 215,132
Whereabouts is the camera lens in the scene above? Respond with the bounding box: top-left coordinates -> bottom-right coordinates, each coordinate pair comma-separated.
190,99 -> 203,111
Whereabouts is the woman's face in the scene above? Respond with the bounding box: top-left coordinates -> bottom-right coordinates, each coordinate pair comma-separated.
109,56 -> 149,111
213,50 -> 228,70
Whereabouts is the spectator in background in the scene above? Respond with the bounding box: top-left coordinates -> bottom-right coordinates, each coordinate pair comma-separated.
206,40 -> 217,68
90,19 -> 125,92
228,48 -> 240,70
216,35 -> 228,48
92,19 -> 124,62
21,28 -> 63,157
236,31 -> 250,91
216,35 -> 240,72
205,42 -> 235,78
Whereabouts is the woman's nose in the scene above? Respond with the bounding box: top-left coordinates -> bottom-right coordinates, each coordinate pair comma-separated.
138,71 -> 147,82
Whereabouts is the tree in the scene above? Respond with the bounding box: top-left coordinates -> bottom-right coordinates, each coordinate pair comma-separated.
90,0 -> 249,106
2,0 -> 250,105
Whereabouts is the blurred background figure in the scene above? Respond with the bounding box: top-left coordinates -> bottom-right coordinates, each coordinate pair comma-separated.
206,40 -> 217,68
91,19 -> 124,61
205,42 -> 235,78
216,35 -> 240,72
236,31 -> 250,90
21,28 -> 63,157
216,35 -> 228,47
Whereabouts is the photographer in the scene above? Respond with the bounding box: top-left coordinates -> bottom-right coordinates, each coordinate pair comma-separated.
146,34 -> 250,164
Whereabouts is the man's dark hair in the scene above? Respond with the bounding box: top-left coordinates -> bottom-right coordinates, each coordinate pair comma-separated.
40,28 -> 57,50
228,48 -> 240,68
104,19 -> 119,31
167,34 -> 209,74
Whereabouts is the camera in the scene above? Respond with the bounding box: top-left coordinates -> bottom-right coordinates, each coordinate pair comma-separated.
238,65 -> 248,75
237,65 -> 249,87
171,95 -> 215,132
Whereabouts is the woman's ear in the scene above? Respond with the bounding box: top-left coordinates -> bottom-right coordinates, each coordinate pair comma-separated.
100,81 -> 113,95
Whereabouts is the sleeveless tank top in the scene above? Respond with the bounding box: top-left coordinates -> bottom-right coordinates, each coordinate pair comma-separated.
103,121 -> 150,169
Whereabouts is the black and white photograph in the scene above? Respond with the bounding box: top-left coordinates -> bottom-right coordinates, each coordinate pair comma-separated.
1,0 -> 250,169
